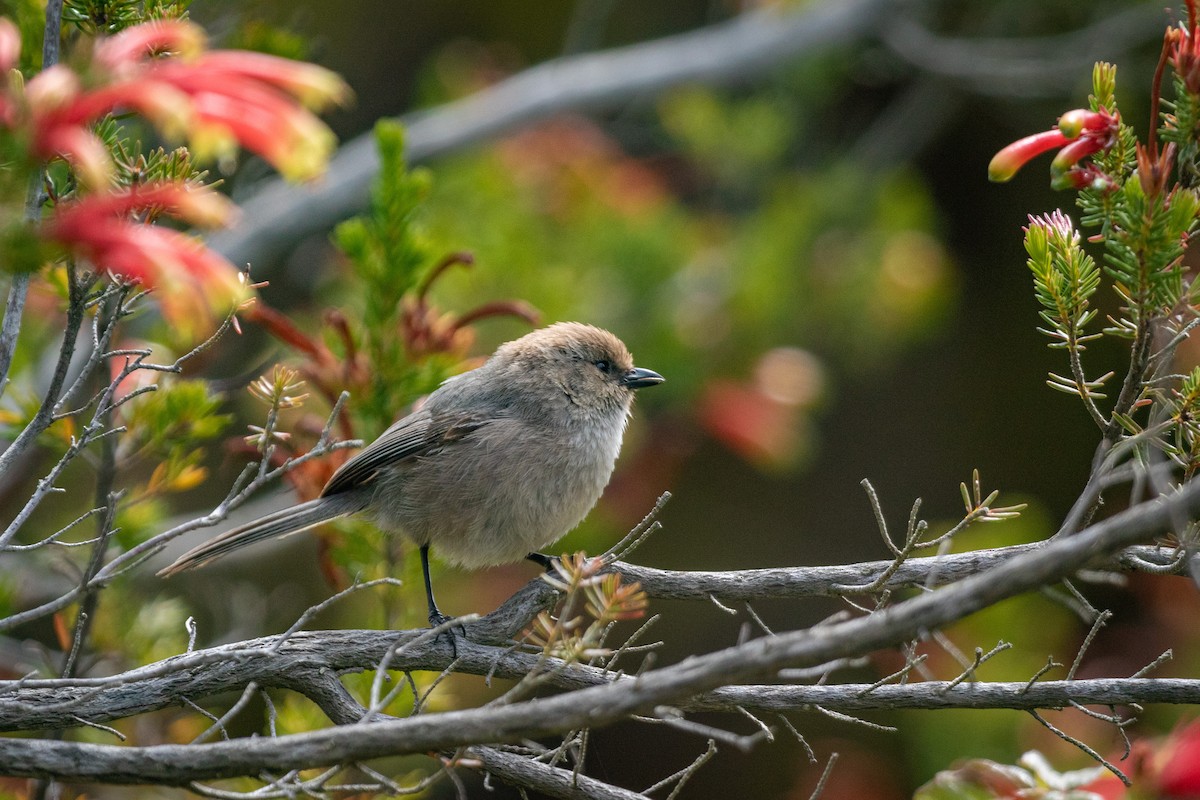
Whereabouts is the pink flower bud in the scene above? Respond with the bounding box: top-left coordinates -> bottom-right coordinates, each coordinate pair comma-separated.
0,18 -> 21,73
1025,210 -> 1076,240
24,65 -> 80,112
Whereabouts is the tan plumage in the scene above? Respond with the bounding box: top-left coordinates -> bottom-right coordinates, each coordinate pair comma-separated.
160,322 -> 663,624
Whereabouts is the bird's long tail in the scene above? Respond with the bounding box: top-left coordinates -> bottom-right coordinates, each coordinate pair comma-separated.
158,492 -> 370,576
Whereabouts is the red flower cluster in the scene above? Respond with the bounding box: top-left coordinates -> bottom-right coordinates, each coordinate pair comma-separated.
988,108 -> 1120,190
0,16 -> 349,335
43,182 -> 248,335
0,17 -> 348,186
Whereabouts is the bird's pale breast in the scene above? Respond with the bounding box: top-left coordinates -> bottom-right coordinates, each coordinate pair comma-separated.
370,409 -> 627,568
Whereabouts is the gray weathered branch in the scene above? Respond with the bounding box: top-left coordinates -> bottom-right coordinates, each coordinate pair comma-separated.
616,543 -> 1192,601
1,476 -> 1198,783
0,541 -> 1190,732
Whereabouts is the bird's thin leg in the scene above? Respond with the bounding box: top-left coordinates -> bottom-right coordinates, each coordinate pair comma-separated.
421,544 -> 453,627
526,552 -> 556,572
420,544 -> 464,658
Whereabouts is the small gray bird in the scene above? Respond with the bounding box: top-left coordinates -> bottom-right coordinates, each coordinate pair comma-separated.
160,322 -> 663,626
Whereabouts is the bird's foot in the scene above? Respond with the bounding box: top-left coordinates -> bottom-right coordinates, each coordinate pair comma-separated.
428,609 -> 466,658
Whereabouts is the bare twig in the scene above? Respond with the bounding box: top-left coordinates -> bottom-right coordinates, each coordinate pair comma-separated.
1,478 -> 1193,782
641,739 -> 716,799
1026,710 -> 1130,786
808,753 -> 839,800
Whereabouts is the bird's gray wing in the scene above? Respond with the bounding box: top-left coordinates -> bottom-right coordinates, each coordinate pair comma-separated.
320,408 -> 489,497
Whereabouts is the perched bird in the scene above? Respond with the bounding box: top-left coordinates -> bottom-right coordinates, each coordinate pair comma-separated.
160,322 -> 664,626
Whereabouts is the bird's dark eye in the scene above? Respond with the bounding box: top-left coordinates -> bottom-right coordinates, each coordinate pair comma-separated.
593,360 -> 610,373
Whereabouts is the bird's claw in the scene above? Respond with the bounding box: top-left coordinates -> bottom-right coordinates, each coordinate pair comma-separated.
428,610 -> 467,658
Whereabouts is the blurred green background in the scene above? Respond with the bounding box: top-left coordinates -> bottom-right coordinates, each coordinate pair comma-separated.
133,0 -> 1200,797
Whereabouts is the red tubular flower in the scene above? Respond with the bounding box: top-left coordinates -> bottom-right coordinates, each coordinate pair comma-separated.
90,19 -> 349,180
1052,165 -> 1116,192
175,50 -> 351,110
989,108 -> 1120,189
2,16 -> 349,185
38,124 -> 113,189
43,183 -> 247,334
43,79 -> 193,138
1056,108 -> 1117,138
1049,136 -> 1107,186
45,183 -> 237,252
989,130 -> 1072,182
176,77 -> 338,181
0,15 -> 350,338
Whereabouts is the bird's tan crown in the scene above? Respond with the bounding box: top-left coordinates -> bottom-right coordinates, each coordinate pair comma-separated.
500,322 -> 634,372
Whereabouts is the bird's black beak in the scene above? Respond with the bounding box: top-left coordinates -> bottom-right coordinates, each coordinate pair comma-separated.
621,366 -> 665,390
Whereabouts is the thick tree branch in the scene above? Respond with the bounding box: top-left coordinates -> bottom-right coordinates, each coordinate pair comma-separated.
3,621 -> 1196,732
615,543 -> 1192,601
0,477 -> 1197,784
0,540 -> 1189,732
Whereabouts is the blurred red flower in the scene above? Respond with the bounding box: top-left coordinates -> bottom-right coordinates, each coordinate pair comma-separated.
0,15 -> 348,336
0,16 -> 348,186
43,183 -> 248,335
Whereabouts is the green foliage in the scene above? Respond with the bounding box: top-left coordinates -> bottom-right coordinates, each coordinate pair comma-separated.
421,96 -> 952,394
225,19 -> 309,60
93,593 -> 189,662
122,377 -> 230,459
1076,65 -> 1135,267
1024,213 -> 1100,350
1076,65 -> 1197,329
1163,61 -> 1200,189
1162,366 -> 1200,478
660,86 -> 794,189
1082,64 -> 1136,187
1073,65 -> 1200,329
1017,58 -> 1200,433
732,165 -> 952,366
332,120 -> 453,437
318,122 -> 478,628
1098,178 -> 1197,328
0,0 -> 46,70
111,140 -> 210,189
63,0 -> 190,35
113,494 -> 168,548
